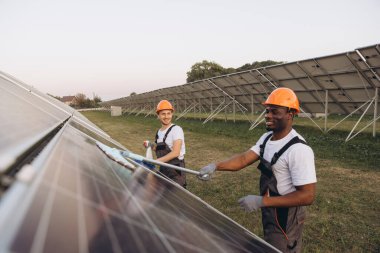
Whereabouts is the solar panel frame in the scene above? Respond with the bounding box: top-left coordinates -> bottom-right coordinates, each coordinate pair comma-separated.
102,44 -> 380,134
0,73 -> 283,252
0,118 -> 280,252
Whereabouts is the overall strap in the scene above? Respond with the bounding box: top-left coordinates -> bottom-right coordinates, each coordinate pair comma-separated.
163,124 -> 176,143
155,131 -> 159,144
270,136 -> 307,165
155,124 -> 177,144
260,133 -> 273,158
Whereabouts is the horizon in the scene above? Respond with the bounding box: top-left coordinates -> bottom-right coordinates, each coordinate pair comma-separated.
1,0 -> 379,101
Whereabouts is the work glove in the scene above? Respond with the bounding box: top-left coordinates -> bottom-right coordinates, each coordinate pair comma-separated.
238,195 -> 264,212
199,163 -> 217,176
143,140 -> 154,148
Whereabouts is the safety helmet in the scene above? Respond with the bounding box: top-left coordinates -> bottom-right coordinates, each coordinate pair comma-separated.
263,87 -> 300,113
156,100 -> 174,113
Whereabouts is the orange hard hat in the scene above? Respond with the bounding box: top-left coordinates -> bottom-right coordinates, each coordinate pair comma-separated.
263,87 -> 300,113
156,100 -> 174,113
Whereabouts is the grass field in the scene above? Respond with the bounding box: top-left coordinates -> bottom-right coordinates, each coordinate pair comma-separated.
82,111 -> 380,252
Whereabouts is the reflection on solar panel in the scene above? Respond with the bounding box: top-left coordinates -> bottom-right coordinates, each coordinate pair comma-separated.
0,72 -> 280,252
103,44 -> 380,140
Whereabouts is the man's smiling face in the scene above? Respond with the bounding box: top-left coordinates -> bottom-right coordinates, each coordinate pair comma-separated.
158,109 -> 173,126
264,105 -> 293,132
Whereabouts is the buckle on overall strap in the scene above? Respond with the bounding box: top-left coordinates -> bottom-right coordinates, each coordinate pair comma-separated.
287,240 -> 297,250
258,160 -> 273,178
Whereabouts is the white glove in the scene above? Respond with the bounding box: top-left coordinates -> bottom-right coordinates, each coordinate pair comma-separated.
199,163 -> 217,176
238,195 -> 263,212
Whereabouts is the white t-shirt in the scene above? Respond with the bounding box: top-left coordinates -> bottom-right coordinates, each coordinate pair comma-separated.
156,124 -> 186,160
251,129 -> 317,195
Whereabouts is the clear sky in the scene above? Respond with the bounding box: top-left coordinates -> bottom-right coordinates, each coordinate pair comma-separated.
0,0 -> 379,101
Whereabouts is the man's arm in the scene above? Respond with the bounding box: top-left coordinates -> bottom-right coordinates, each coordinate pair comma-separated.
263,183 -> 316,207
215,149 -> 260,171
156,139 -> 182,163
239,183 -> 316,212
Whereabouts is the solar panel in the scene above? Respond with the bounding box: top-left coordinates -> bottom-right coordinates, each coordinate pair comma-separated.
103,44 -> 380,116
0,72 -> 280,252
102,44 -> 379,140
0,75 -> 69,173
0,71 -> 109,137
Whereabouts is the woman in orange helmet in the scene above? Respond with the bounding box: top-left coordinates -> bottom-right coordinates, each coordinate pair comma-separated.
149,100 -> 187,188
199,88 -> 316,252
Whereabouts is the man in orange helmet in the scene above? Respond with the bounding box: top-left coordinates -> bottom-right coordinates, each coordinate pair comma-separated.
199,87 -> 316,252
145,100 -> 187,188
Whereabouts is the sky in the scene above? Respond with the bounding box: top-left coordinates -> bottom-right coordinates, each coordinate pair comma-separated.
0,0 -> 379,101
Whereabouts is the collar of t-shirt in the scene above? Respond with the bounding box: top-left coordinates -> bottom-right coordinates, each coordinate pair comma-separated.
267,129 -> 298,145
158,124 -> 175,142
159,124 -> 174,134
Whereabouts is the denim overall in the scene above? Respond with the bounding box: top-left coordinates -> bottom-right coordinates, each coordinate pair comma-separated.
155,125 -> 186,188
258,133 -> 307,253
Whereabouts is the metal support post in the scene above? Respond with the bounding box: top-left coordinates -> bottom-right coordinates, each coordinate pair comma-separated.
374,88 -> 378,137
193,99 -> 196,117
199,98 -> 202,120
233,97 -> 236,123
346,99 -> 375,142
224,97 -> 227,122
251,94 -> 254,116
249,109 -> 266,130
325,90 -> 328,132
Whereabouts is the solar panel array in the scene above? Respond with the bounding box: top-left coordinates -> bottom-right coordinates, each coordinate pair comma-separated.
103,44 -> 380,118
0,72 -> 280,252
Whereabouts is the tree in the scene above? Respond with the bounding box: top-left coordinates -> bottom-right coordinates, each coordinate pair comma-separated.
186,60 -> 227,82
236,60 -> 283,72
235,63 -> 253,72
74,93 -> 88,108
72,93 -> 103,108
130,92 -> 137,96
93,94 -> 102,107
186,60 -> 284,82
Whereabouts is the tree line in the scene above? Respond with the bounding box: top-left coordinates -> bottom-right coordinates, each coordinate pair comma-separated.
49,93 -> 102,109
51,60 -> 283,100
129,60 -> 283,96
73,93 -> 102,109
186,60 -> 283,82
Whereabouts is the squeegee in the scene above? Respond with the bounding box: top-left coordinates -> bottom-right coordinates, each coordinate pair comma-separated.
96,142 -> 210,181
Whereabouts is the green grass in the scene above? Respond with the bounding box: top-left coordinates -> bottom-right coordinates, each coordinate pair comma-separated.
83,111 -> 380,252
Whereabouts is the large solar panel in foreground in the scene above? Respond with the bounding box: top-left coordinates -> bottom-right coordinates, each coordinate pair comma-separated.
0,72 -> 279,252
